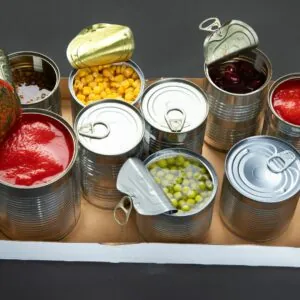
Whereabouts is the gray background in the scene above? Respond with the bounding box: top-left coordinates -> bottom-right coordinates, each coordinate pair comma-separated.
2,0 -> 300,79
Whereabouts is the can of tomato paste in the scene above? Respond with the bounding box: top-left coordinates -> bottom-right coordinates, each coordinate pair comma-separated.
0,108 -> 80,241
262,73 -> 300,152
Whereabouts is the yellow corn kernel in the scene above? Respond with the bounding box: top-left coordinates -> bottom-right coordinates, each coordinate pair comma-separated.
85,74 -> 94,83
82,86 -> 92,95
74,79 -> 83,90
109,76 -> 115,82
132,79 -> 141,88
77,69 -> 88,77
115,74 -> 124,82
93,86 -> 102,94
97,65 -> 102,71
81,77 -> 87,85
95,77 -> 103,83
128,78 -> 134,86
100,91 -> 106,98
116,66 -> 121,74
98,82 -> 104,90
109,92 -> 118,98
124,67 -> 134,78
125,87 -> 134,94
92,71 -> 99,78
125,92 -> 134,102
118,86 -> 125,95
105,88 -> 111,94
103,68 -> 112,77
110,82 -> 120,88
103,77 -> 109,82
110,88 -> 117,93
91,66 -> 98,73
102,64 -> 111,69
121,80 -> 130,89
94,94 -> 101,100
121,65 -> 126,73
134,87 -> 140,97
132,72 -> 138,80
103,82 -> 108,89
88,81 -> 97,89
76,94 -> 86,102
88,93 -> 96,101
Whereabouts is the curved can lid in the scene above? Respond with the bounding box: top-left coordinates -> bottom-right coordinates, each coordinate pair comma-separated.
226,136 -> 300,203
75,100 -> 144,156
141,78 -> 208,133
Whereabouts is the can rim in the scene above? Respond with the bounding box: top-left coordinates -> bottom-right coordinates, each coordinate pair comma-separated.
143,148 -> 218,217
8,51 -> 61,106
0,108 -> 78,190
267,73 -> 300,128
204,48 -> 272,96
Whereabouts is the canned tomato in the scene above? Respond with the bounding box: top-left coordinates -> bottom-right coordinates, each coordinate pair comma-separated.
0,108 -> 80,241
262,73 -> 300,151
219,136 -> 300,242
9,51 -> 61,114
68,60 -> 145,123
141,78 -> 209,156
74,99 -> 145,209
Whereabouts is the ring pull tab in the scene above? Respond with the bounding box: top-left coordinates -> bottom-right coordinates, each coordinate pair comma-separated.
78,121 -> 110,139
113,196 -> 133,226
164,108 -> 186,132
199,17 -> 221,33
267,150 -> 296,173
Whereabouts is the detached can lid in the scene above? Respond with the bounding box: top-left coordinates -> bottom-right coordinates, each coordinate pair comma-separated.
199,17 -> 259,65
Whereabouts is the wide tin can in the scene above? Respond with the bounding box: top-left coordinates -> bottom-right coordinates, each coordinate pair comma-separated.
219,136 -> 300,242
141,78 -> 209,156
74,99 -> 145,209
262,73 -> 300,152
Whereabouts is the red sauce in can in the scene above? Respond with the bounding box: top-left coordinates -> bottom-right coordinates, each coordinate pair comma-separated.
0,113 -> 74,186
272,79 -> 300,126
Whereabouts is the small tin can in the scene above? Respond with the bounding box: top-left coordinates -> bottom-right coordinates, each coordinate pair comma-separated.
66,23 -> 134,69
74,99 -> 145,209
68,60 -> 145,123
262,73 -> 300,151
141,78 -> 209,156
8,51 -> 61,114
0,108 -> 80,241
219,136 -> 300,242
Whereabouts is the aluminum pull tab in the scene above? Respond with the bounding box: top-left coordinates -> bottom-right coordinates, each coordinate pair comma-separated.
78,121 -> 110,139
164,108 -> 186,132
113,196 -> 133,226
267,150 -> 297,173
199,17 -> 221,33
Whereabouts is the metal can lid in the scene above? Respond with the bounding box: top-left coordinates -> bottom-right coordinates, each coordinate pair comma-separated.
199,17 -> 259,66
226,136 -> 300,203
141,78 -> 208,133
74,100 -> 144,156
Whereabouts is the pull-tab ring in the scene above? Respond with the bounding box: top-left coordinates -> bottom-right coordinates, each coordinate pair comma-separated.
164,108 -> 186,132
199,17 -> 221,33
267,150 -> 297,173
113,196 -> 133,226
79,121 -> 110,139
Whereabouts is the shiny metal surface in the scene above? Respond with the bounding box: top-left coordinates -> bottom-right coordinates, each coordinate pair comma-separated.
8,51 -> 62,115
262,73 -> 300,152
220,136 -> 300,242
203,49 -> 272,151
0,109 -> 80,241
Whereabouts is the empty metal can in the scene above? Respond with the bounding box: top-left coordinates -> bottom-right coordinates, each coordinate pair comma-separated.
262,73 -> 300,152
0,108 -> 80,241
74,99 -> 145,209
141,78 -> 209,156
8,51 -> 61,114
220,136 -> 300,242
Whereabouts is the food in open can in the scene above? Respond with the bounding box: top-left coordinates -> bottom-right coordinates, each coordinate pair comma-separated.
220,136 -> 300,242
0,109 -> 80,240
9,51 -> 61,114
141,78 -> 209,156
74,99 -> 145,209
262,74 -> 300,151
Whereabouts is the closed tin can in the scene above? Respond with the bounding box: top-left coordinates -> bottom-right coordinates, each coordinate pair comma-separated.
8,51 -> 61,114
262,74 -> 300,151
0,108 -> 80,241
68,60 -> 145,124
141,79 -> 209,156
220,136 -> 300,242
74,99 -> 145,209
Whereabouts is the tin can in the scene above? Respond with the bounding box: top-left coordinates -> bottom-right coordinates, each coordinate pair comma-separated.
68,60 -> 145,124
262,73 -> 300,151
0,108 -> 80,241
8,51 -> 61,114
219,136 -> 300,242
141,78 -> 209,156
66,23 -> 134,69
74,99 -> 145,209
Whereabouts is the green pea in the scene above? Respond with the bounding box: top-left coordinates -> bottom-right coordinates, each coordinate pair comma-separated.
170,199 -> 178,207
157,159 -> 168,168
163,187 -> 169,194
150,168 -> 157,176
187,190 -> 196,199
167,157 -> 176,165
182,179 -> 190,186
187,171 -> 193,179
182,204 -> 191,212
149,163 -> 158,170
170,166 -> 178,170
176,177 -> 183,184
193,172 -> 201,180
178,200 -> 186,208
175,155 -> 185,166
190,182 -> 198,190
195,195 -> 203,203
167,193 -> 173,199
166,173 -> 174,181
187,199 -> 195,206
174,192 -> 183,200
200,167 -> 207,174
157,170 -> 165,177
173,184 -> 182,192
183,161 -> 191,168
206,180 -> 213,191
198,181 -> 206,191
161,179 -> 169,187
182,186 -> 190,194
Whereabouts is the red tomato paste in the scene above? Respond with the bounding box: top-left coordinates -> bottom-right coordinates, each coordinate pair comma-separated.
0,113 -> 74,186
272,79 -> 300,126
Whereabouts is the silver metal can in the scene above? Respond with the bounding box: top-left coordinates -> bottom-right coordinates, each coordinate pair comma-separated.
220,136 -> 300,242
74,99 -> 145,209
141,78 -> 209,156
262,73 -> 300,151
0,108 -> 80,241
68,59 -> 145,124
8,51 -> 61,114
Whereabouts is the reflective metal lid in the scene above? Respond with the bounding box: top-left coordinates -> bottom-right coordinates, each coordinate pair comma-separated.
226,136 -> 300,203
75,100 -> 144,156
199,17 -> 259,66
141,78 -> 208,133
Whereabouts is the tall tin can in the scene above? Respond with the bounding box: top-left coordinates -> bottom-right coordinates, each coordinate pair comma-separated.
8,51 -> 61,115
74,99 -> 145,209
262,73 -> 300,152
219,136 -> 300,242
0,109 -> 80,241
141,78 -> 209,156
